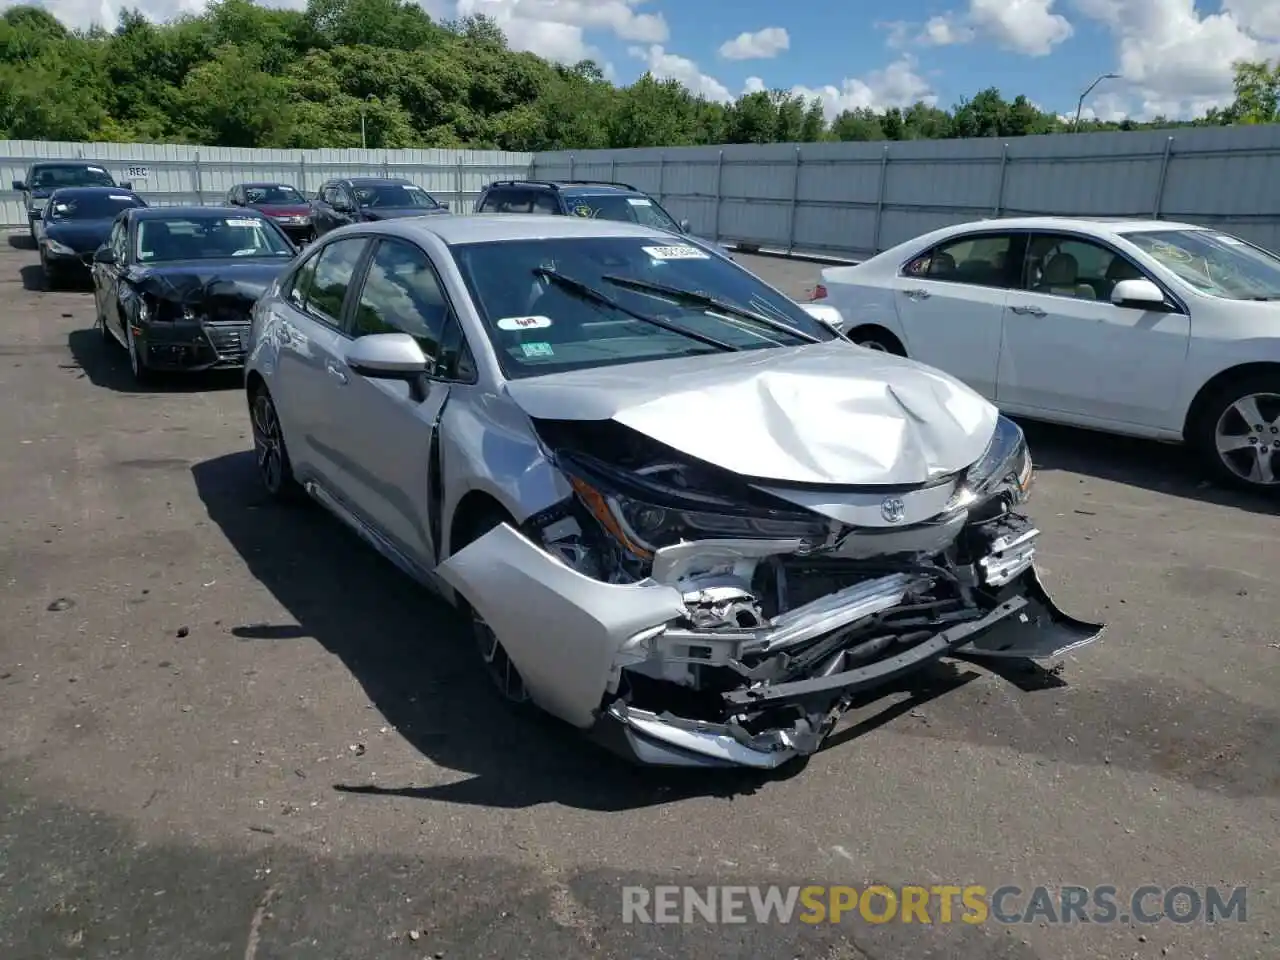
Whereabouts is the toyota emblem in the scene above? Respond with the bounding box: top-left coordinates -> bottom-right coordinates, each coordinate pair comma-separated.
880,497 -> 907,524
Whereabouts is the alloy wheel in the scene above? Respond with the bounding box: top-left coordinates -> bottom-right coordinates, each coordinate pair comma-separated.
1213,391 -> 1280,487
472,608 -> 530,704
251,392 -> 286,494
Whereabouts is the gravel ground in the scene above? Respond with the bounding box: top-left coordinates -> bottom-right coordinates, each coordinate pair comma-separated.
0,237 -> 1276,960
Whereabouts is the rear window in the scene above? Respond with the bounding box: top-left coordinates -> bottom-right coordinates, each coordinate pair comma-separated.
30,164 -> 115,189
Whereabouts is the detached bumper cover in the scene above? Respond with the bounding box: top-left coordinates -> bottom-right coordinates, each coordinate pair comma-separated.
439,522 -> 1104,770
141,320 -> 252,371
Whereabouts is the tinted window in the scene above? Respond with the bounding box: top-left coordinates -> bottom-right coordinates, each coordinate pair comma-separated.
905,234 -> 1015,288
307,238 -> 366,322
565,193 -> 680,231
451,236 -> 836,379
47,193 -> 144,221
477,193 -> 502,213
30,164 -> 115,189
352,183 -> 441,209
1021,233 -> 1145,301
1124,229 -> 1280,300
350,239 -> 449,361
287,252 -> 321,309
136,214 -> 294,263
243,185 -> 305,205
486,189 -> 534,213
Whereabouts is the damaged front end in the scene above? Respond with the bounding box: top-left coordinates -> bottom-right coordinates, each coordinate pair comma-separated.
439,416 -> 1104,769
129,271 -> 271,371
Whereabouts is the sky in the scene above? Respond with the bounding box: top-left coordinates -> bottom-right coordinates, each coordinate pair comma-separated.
14,0 -> 1280,122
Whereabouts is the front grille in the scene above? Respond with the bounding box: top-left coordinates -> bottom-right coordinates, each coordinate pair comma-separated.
205,322 -> 250,360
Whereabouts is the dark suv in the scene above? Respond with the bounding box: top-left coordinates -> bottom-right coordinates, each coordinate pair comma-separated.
474,180 -> 732,257
13,161 -> 129,242
310,178 -> 451,239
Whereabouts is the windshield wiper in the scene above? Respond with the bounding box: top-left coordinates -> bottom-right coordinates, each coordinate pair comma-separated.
530,268 -> 737,352
600,274 -> 822,344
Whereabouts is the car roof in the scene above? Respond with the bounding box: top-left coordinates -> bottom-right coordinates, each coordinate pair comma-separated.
131,205 -> 269,220
345,177 -> 414,186
30,160 -> 107,169
361,213 -> 684,245
957,215 -> 1205,236
238,181 -> 299,188
488,180 -> 644,195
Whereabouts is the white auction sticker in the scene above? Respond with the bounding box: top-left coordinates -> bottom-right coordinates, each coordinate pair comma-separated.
109,194 -> 133,200
87,166 -> 106,173
627,198 -> 652,207
642,244 -> 708,260
497,314 -> 553,331
225,218 -> 261,227
1214,234 -> 1244,245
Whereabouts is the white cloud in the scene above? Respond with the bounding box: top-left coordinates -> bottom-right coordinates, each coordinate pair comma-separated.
455,0 -> 667,71
914,0 -> 1071,55
743,76 -> 768,94
789,57 -> 936,121
1073,0 -> 1280,119
628,44 -> 733,101
717,26 -> 790,61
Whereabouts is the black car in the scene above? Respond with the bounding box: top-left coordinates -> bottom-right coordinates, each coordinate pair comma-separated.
38,187 -> 147,287
226,182 -> 314,244
13,161 -> 128,242
90,206 -> 297,383
310,177 -> 450,238
473,179 -> 733,257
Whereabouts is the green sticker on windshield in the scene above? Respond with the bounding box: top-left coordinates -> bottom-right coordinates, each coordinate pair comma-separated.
521,341 -> 555,358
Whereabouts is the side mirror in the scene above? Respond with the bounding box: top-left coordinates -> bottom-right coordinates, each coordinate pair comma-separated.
801,303 -> 844,329
679,218 -> 691,232
12,180 -> 25,191
1111,278 -> 1166,309
93,246 -> 117,265
346,333 -> 430,396
439,200 -> 450,210
119,181 -> 133,190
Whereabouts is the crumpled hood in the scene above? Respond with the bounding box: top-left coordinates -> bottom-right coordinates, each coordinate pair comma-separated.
360,206 -> 450,220
504,340 -> 999,486
44,218 -> 115,251
125,258 -> 288,306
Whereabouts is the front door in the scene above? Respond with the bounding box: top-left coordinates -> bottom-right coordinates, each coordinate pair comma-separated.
890,231 -> 1022,400
270,235 -> 369,493
94,218 -> 128,340
996,232 -> 1191,430
324,236 -> 461,569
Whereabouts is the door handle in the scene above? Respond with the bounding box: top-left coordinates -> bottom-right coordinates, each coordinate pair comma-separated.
904,288 -> 931,300
1010,304 -> 1046,317
325,360 -> 348,384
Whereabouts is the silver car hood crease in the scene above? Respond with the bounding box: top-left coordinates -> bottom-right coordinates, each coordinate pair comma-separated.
503,341 -> 998,486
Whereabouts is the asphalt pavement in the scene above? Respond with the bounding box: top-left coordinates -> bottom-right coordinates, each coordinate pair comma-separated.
1,237 -> 1277,960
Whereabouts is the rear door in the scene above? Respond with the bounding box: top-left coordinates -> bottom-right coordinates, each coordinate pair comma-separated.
312,182 -> 339,235
890,231 -> 1022,400
270,235 -> 370,493
324,236 -> 466,568
95,217 -> 130,340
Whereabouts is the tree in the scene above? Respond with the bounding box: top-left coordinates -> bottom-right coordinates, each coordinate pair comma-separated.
1224,59 -> 1280,125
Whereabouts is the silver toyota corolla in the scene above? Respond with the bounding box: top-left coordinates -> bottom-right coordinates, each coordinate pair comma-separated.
243,214 -> 1104,769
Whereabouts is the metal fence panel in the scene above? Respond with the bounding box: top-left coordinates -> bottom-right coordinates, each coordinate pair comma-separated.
532,124 -> 1280,257
1,140 -> 535,227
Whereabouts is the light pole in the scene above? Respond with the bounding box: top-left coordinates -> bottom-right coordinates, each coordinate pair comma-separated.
1074,73 -> 1120,131
360,94 -> 377,149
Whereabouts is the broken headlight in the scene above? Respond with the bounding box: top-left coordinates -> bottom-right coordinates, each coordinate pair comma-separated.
560,457 -> 832,560
965,415 -> 1033,505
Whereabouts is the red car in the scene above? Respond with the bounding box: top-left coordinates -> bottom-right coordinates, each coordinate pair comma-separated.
226,182 -> 314,245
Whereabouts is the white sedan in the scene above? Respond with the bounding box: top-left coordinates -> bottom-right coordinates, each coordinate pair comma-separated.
812,216 -> 1280,493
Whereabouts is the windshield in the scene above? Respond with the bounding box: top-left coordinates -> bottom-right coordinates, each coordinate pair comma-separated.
1125,229 -> 1280,300
48,193 -> 143,221
244,184 -> 305,205
451,236 -> 835,378
30,164 -> 115,190
566,193 -> 682,231
135,215 -> 295,263
353,183 -> 440,209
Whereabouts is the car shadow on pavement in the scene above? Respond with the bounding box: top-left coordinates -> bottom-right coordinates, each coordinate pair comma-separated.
66,328 -> 243,394
191,450 -> 985,812
20,264 -> 94,293
1017,419 -> 1279,513
8,232 -> 35,251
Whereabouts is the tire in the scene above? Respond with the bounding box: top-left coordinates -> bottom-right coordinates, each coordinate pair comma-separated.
1190,372 -> 1280,493
249,386 -> 304,502
456,509 -> 534,710
39,251 -> 57,290
125,324 -> 154,385
847,326 -> 906,356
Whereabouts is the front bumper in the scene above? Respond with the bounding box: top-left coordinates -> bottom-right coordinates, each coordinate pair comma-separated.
270,219 -> 313,243
439,513 -> 1105,770
43,248 -> 95,273
139,320 -> 252,371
